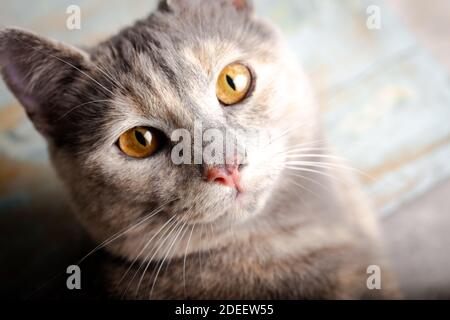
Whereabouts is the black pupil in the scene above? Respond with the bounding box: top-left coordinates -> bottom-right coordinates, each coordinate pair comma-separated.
226,75 -> 236,91
135,130 -> 147,146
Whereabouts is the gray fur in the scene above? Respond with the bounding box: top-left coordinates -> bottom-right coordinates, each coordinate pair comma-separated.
0,0 -> 398,299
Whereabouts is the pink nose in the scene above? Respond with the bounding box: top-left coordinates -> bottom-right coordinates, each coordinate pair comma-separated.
205,164 -> 243,192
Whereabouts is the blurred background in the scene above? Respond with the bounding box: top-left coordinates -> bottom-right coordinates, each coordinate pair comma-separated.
0,0 -> 449,298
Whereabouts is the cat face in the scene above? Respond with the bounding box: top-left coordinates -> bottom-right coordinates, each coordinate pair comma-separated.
0,0 -> 316,259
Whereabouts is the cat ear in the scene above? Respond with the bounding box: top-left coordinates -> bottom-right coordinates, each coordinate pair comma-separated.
0,28 -> 90,135
157,0 -> 175,12
158,0 -> 253,14
157,0 -> 188,12
230,0 -> 253,12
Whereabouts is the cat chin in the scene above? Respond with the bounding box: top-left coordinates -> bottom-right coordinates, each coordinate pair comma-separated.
215,188 -> 273,225
172,189 -> 267,228
87,175 -> 277,263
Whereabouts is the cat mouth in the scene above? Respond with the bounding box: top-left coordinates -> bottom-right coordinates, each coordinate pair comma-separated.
235,190 -> 245,201
224,176 -> 245,200
235,180 -> 245,196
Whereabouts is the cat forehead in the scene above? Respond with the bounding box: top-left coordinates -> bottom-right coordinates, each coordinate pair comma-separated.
104,46 -> 225,129
91,7 -> 281,127
101,34 -> 281,128
180,40 -> 245,77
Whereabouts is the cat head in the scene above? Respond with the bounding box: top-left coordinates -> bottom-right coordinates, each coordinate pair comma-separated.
0,0 -> 317,259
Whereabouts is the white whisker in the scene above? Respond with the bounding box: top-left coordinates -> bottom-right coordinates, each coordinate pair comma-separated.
149,218 -> 189,299
78,199 -> 173,265
183,223 -> 195,298
132,214 -> 181,297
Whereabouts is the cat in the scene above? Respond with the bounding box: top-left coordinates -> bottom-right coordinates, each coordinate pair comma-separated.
0,0 -> 398,299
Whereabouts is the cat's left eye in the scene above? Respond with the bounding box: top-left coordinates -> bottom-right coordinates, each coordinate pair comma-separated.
216,63 -> 252,105
118,127 -> 161,158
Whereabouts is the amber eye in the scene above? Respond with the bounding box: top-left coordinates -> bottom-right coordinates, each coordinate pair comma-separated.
118,127 -> 161,158
216,63 -> 252,105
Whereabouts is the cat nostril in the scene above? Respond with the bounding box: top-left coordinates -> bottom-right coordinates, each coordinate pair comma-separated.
207,168 -> 229,183
214,177 -> 228,185
205,166 -> 240,189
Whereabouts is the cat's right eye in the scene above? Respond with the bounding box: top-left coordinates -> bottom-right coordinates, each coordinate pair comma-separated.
118,127 -> 161,158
